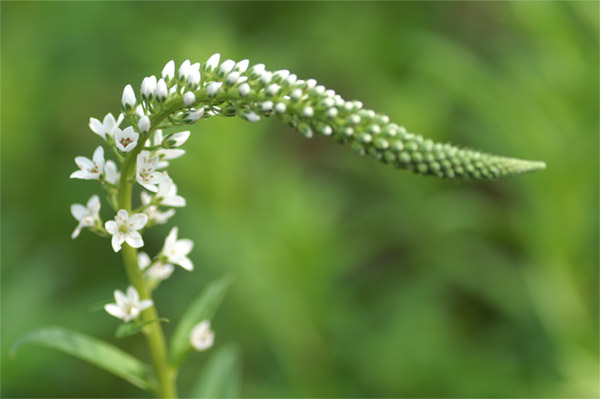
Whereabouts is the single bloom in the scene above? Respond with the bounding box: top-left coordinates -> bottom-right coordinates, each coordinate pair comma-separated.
141,191 -> 176,225
105,209 -> 148,252
156,178 -> 186,207
138,252 -> 175,282
89,113 -> 124,141
189,320 -> 214,351
70,194 -> 101,239
136,152 -> 168,192
162,226 -> 194,271
104,286 -> 153,322
70,146 -> 105,180
115,126 -> 140,152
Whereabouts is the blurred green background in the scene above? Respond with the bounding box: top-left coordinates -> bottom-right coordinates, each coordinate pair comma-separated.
2,1 -> 598,397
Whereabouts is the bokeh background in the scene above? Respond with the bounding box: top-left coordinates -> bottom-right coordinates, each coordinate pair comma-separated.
2,1 -> 598,398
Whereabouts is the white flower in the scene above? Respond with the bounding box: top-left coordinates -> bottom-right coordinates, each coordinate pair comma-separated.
217,59 -> 235,76
156,79 -> 168,102
275,102 -> 287,114
162,227 -> 193,271
104,160 -> 120,185
89,113 -> 124,141
141,191 -> 176,224
178,59 -> 191,82
205,53 -> 220,72
235,59 -> 249,73
122,84 -> 136,110
156,179 -> 186,207
141,76 -> 157,101
70,195 -> 101,239
238,83 -> 250,97
190,320 -> 214,351
147,130 -> 188,162
115,126 -> 139,152
248,63 -> 265,78
183,108 -> 205,123
225,71 -> 240,86
266,83 -> 280,96
138,116 -> 151,133
70,146 -> 105,180
206,82 -> 222,98
183,92 -> 196,107
104,286 -> 153,322
162,60 -> 175,82
136,152 -> 168,192
138,252 -> 175,282
105,209 -> 148,252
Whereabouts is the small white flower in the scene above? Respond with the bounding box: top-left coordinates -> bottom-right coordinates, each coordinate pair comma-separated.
115,126 -> 140,152
148,130 -> 188,161
186,63 -> 201,89
275,102 -> 287,113
156,79 -> 168,102
259,71 -> 272,85
206,82 -> 222,98
104,286 -> 153,322
190,320 -> 214,351
225,71 -> 240,86
104,210 -> 148,252
70,195 -> 101,239
183,108 -> 205,123
162,60 -> 175,82
89,113 -> 124,141
138,252 -> 175,282
290,88 -> 303,101
136,152 -> 168,192
122,84 -> 136,110
104,160 -> 120,185
286,74 -> 297,86
248,63 -> 265,78
302,106 -> 314,118
141,75 -> 157,101
70,146 -> 105,180
327,107 -> 339,118
138,116 -> 151,133
164,131 -> 190,147
205,53 -> 220,72
235,59 -> 249,73
141,191 -> 176,225
266,83 -> 280,96
156,179 -> 186,207
162,227 -> 193,271
178,59 -> 191,82
238,83 -> 251,97
217,59 -> 235,76
273,69 -> 290,82
183,92 -> 196,107
259,101 -> 273,112
241,110 -> 260,123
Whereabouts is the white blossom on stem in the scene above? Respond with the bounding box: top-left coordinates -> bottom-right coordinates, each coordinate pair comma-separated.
156,78 -> 168,103
104,160 -> 120,185
136,152 -> 168,192
89,113 -> 124,141
122,84 -> 136,110
138,116 -> 151,133
190,320 -> 214,351
115,126 -> 139,152
70,195 -> 101,239
141,76 -> 157,101
104,210 -> 148,252
70,146 -> 105,180
156,179 -> 186,207
104,286 -> 153,322
162,227 -> 194,271
162,60 -> 175,82
141,191 -> 176,225
138,252 -> 175,282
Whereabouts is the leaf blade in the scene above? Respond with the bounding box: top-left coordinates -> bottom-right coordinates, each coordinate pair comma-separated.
11,326 -> 157,393
170,274 -> 233,367
188,344 -> 241,398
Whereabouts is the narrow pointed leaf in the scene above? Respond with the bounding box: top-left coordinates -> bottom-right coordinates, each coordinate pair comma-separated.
11,326 -> 157,393
188,344 -> 241,398
170,274 -> 234,367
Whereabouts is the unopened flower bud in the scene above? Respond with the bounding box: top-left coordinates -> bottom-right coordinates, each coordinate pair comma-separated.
138,115 -> 151,133
217,59 -> 235,77
225,71 -> 240,86
178,59 -> 191,83
238,83 -> 251,97
183,92 -> 196,107
248,63 -> 265,79
234,59 -> 249,73
121,84 -> 136,111
162,60 -> 175,82
156,79 -> 168,102
204,53 -> 220,73
206,82 -> 222,98
141,76 -> 157,101
274,102 -> 287,113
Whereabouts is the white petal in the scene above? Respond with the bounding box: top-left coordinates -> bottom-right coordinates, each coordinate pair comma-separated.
128,213 -> 148,230
87,195 -> 101,213
164,227 -> 178,250
161,195 -> 186,208
89,118 -> 104,137
176,239 -> 194,256
139,299 -> 153,311
71,223 -> 83,239
70,170 -> 89,180
114,289 -> 127,306
92,146 -> 105,167
116,209 -> 129,222
104,304 -> 126,320
74,156 -> 93,169
111,234 -> 124,252
125,231 -> 144,248
138,252 -> 151,270
126,286 -> 139,302
177,256 -> 194,271
104,161 -> 119,185
71,204 -> 88,221
159,149 -> 185,160
105,220 -> 118,235
169,131 -> 190,146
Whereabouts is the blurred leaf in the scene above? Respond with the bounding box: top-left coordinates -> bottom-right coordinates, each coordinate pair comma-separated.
188,344 -> 242,398
11,326 -> 157,393
170,274 -> 234,367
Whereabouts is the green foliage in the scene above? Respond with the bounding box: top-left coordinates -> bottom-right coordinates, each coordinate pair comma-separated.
188,344 -> 242,398
170,275 -> 234,367
11,327 -> 157,393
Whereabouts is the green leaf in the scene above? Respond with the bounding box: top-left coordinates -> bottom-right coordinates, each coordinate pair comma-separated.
11,326 -> 157,393
115,318 -> 169,339
188,344 -> 242,398
170,274 -> 234,367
